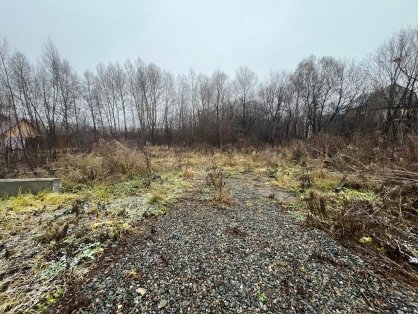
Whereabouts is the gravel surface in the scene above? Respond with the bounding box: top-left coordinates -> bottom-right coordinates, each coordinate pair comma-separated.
51,174 -> 418,313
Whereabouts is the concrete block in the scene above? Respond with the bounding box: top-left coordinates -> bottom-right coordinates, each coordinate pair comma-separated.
0,178 -> 62,197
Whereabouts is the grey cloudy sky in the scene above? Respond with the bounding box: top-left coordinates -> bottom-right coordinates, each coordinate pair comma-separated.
1,0 -> 417,78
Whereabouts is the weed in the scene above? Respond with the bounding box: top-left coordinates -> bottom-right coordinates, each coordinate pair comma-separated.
206,166 -> 232,206
55,140 -> 149,186
89,185 -> 111,203
35,287 -> 64,313
75,243 -> 104,262
0,148 -> 193,313
258,292 -> 267,303
41,221 -> 70,244
3,142 -> 417,312
288,210 -> 306,222
148,191 -> 164,205
206,167 -> 225,199
111,178 -> 143,197
181,167 -> 195,179
266,163 -> 278,178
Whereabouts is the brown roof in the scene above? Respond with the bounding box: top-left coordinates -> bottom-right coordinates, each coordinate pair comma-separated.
0,114 -> 37,136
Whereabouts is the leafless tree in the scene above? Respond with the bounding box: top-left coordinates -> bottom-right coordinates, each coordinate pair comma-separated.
161,70 -> 175,144
1,25 -> 417,170
125,58 -> 146,144
368,26 -> 418,139
258,71 -> 289,142
233,66 -> 258,137
211,70 -> 229,147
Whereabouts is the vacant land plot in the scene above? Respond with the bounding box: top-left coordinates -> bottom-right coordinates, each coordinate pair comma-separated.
1,141 -> 417,313
49,171 -> 417,313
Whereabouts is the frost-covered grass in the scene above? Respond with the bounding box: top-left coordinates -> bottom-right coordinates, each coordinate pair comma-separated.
0,147 -> 192,313
2,142 -> 417,312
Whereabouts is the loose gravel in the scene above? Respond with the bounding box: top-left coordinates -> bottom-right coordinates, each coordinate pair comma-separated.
51,174 -> 418,313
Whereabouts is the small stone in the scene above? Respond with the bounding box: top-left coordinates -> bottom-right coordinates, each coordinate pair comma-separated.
158,299 -> 168,309
117,304 -> 123,309
136,287 -> 146,296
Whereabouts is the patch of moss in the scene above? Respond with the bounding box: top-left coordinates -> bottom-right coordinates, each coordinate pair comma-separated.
223,167 -> 240,178
38,261 -> 66,281
272,164 -> 304,191
340,188 -> 377,202
0,191 -> 77,213
312,172 -> 343,191
75,242 -> 104,261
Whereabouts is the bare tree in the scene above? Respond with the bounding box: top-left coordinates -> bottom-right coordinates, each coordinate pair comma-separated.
125,58 -> 146,144
112,63 -> 129,139
0,24 -> 417,168
233,66 -> 258,136
368,26 -> 418,139
162,71 -> 175,144
83,70 -> 99,140
258,71 -> 289,142
196,74 -> 213,142
211,70 -> 229,147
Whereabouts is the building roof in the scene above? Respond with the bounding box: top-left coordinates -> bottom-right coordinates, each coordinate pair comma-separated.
349,84 -> 418,113
0,114 -> 36,136
365,83 -> 418,110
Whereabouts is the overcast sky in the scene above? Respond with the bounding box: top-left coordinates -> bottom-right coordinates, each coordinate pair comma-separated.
1,0 -> 417,79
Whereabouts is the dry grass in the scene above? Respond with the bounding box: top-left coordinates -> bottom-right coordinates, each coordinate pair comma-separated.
0,142 -> 194,313
2,137 -> 417,312
54,140 -> 150,188
272,135 -> 418,283
205,166 -> 233,207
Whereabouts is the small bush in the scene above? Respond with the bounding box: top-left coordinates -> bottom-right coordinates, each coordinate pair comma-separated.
55,140 -> 149,186
206,167 -> 225,199
291,141 -> 308,164
206,166 -> 232,206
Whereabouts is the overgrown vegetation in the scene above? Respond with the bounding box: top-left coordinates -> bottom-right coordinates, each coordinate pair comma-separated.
1,137 -> 417,312
269,135 -> 418,283
0,142 -> 191,313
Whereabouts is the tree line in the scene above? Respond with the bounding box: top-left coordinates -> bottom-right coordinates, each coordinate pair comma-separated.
0,26 -> 417,161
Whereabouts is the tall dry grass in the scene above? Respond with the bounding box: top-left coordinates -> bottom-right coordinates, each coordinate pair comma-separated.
54,140 -> 150,186
285,134 -> 418,280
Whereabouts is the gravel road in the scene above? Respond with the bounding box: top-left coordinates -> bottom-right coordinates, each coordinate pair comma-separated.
51,174 -> 418,313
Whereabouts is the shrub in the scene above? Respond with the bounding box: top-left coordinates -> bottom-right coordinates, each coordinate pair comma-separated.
55,140 -> 149,186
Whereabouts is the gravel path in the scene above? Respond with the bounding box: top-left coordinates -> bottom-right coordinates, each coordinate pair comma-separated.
51,174 -> 418,313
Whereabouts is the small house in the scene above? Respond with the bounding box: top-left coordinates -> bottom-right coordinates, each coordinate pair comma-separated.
0,114 -> 40,151
346,84 -> 418,133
